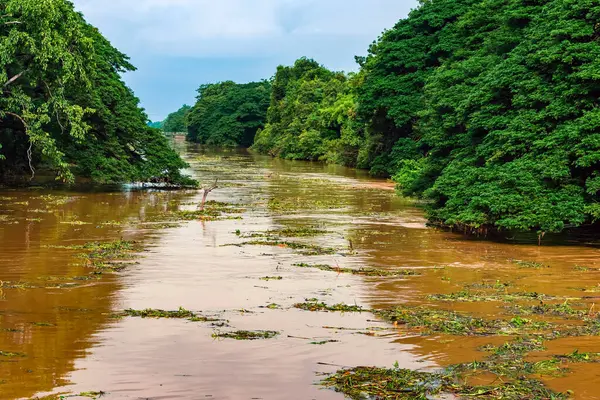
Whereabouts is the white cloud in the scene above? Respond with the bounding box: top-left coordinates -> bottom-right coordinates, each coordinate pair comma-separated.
72,0 -> 419,119
73,0 -> 417,59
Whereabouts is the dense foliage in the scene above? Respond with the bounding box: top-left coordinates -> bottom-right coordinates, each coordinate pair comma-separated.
163,105 -> 190,133
0,0 -> 193,185
186,81 -> 271,147
198,0 -> 600,233
253,58 -> 364,166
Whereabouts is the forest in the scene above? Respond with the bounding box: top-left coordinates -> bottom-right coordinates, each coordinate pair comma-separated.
184,0 -> 600,234
0,0 -> 193,186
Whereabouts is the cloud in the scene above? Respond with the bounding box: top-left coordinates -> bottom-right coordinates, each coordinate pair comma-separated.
74,0 -> 416,60
72,0 -> 418,119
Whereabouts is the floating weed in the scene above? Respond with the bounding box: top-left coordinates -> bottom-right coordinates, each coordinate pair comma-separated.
428,290 -> 557,303
76,240 -> 142,272
294,263 -> 419,277
374,306 -> 550,336
263,303 -> 281,309
480,336 -> 546,356
577,284 -> 600,293
226,241 -> 337,256
465,280 -> 512,290
121,307 -> 222,324
294,299 -> 364,313
212,330 -> 279,340
158,201 -> 245,222
0,350 -> 25,357
310,339 -> 340,345
506,301 -> 588,319
260,276 -> 283,281
76,392 -> 106,399
321,365 -> 568,400
123,307 -> 193,319
242,227 -> 329,238
51,391 -> 107,399
554,349 -> 600,363
0,281 -> 37,289
267,197 -> 346,212
573,265 -> 600,272
31,322 -> 55,327
512,259 -> 550,269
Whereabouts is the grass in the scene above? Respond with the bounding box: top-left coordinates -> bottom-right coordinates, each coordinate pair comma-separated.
212,330 -> 279,340
294,263 -> 420,277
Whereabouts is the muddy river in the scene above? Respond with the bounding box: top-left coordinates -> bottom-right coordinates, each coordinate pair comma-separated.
1,139 -> 600,399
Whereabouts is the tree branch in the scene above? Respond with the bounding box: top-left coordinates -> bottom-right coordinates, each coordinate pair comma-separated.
199,179 -> 219,211
3,111 -> 35,180
3,71 -> 25,88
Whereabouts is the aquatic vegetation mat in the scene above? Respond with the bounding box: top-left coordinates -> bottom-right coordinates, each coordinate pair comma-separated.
294,263 -> 420,277
225,240 -> 338,255
212,330 -> 279,340
120,307 -> 221,323
321,365 -> 569,400
294,299 -> 365,313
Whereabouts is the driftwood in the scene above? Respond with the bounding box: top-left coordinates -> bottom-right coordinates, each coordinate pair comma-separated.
199,179 -> 218,211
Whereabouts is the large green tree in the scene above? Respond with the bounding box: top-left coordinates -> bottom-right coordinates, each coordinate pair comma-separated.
414,0 -> 600,233
253,58 -> 364,164
0,0 -> 193,185
187,81 -> 270,147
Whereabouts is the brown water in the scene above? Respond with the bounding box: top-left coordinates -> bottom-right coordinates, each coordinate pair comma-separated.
1,139 -> 600,399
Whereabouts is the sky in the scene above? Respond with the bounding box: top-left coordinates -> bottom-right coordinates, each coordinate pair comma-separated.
72,0 -> 419,121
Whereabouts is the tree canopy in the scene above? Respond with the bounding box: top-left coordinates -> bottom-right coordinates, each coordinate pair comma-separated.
0,0 -> 193,185
186,81 -> 271,147
163,105 -> 190,133
208,0 -> 600,233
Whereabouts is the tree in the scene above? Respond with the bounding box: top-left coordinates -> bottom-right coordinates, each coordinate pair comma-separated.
187,81 -> 271,147
0,0 -> 96,181
253,58 -> 364,164
163,105 -> 190,133
0,0 -> 194,186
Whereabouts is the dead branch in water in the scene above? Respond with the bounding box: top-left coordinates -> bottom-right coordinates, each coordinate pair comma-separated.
199,179 -> 219,211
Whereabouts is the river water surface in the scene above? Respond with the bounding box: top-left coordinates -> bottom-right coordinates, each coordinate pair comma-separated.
1,139 -> 600,399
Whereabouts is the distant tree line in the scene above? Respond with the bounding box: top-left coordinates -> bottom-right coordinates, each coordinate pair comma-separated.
183,0 -> 600,234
